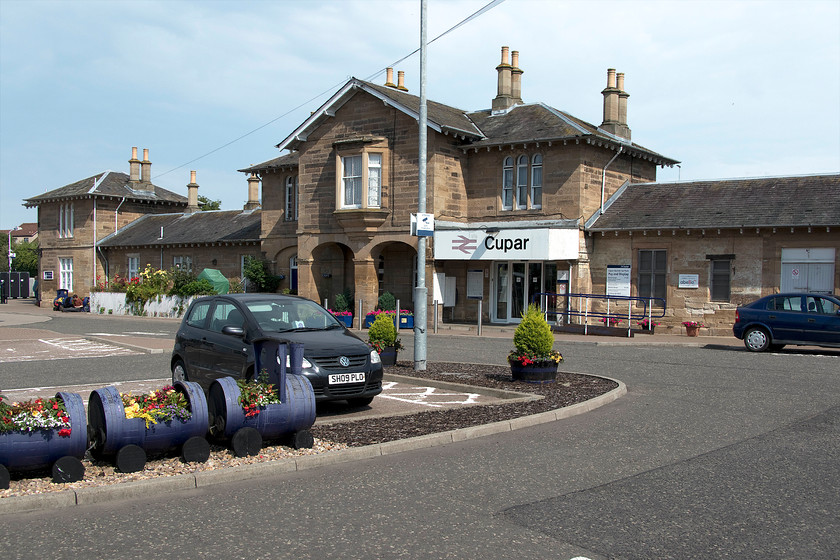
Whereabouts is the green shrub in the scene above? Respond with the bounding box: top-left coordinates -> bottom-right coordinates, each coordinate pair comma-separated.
168,268 -> 215,298
377,291 -> 396,311
367,313 -> 401,353
512,304 -> 554,356
333,289 -> 354,313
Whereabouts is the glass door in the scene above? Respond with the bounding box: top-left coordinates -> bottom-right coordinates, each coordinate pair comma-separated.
494,262 -> 509,321
493,261 -> 555,323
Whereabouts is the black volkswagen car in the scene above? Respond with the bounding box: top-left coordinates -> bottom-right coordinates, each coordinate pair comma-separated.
171,294 -> 383,406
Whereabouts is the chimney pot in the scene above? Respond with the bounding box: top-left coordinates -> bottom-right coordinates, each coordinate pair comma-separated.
140,148 -> 152,187
129,146 -> 141,183
511,50 -> 523,104
493,46 -> 514,112
385,67 -> 396,88
397,70 -> 408,91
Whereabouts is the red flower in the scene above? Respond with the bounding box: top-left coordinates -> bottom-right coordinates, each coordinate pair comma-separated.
58,428 -> 72,437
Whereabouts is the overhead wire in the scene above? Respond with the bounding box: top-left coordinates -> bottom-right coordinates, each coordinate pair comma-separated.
154,0 -> 506,180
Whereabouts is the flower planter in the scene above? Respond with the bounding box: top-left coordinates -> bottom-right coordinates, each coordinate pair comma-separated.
509,361 -> 559,383
335,315 -> 353,328
87,381 -> 210,473
685,325 -> 699,337
378,345 -> 398,366
208,375 -> 316,456
0,392 -> 87,488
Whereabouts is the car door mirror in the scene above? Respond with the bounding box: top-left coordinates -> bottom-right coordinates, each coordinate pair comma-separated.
222,325 -> 245,337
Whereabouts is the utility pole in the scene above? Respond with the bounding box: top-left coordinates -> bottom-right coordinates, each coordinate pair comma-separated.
414,0 -> 428,371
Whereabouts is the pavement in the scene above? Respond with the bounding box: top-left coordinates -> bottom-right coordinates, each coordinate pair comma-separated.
0,297 -> 744,513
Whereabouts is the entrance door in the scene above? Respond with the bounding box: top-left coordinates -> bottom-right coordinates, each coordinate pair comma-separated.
492,261 -> 557,323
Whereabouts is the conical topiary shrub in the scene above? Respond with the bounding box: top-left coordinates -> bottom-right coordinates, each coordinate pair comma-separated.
508,304 -> 563,383
367,313 -> 403,365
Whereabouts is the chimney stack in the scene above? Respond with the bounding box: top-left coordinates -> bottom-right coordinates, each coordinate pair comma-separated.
186,170 -> 199,214
384,67 -> 396,88
245,172 -> 261,210
129,147 -> 141,184
139,148 -> 152,190
396,70 -> 408,91
600,68 -> 630,139
492,46 -> 516,113
510,50 -> 523,104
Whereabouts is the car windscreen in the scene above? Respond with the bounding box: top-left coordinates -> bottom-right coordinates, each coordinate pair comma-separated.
245,299 -> 342,332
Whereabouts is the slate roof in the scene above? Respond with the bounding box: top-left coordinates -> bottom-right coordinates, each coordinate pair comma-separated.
267,78 -> 677,169
24,171 -> 187,207
98,210 -> 261,248
586,174 -> 840,231
238,152 -> 299,174
466,104 -> 676,165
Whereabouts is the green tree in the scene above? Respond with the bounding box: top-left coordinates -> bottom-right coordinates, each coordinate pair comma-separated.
243,256 -> 281,293
11,239 -> 38,277
198,195 -> 221,211
0,232 -> 8,273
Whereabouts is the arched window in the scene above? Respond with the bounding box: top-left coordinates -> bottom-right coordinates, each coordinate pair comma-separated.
502,156 -> 513,210
531,154 -> 543,209
516,155 -> 528,209
285,176 -> 297,221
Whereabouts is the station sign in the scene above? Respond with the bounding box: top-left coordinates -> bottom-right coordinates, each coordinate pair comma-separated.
434,228 -> 578,261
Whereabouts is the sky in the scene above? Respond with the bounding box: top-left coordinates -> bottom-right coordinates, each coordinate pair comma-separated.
1,0 -> 838,230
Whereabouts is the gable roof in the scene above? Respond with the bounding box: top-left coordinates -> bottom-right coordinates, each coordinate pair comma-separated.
274,78 -> 484,153
23,171 -> 187,207
586,174 -> 840,231
98,209 -> 261,248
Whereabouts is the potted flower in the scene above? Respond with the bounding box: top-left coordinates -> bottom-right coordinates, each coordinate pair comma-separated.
367,312 -> 404,366
87,381 -> 210,473
682,320 -> 705,337
508,304 -> 564,383
636,318 -> 661,333
208,369 -> 315,457
0,392 -> 87,487
363,308 -> 415,329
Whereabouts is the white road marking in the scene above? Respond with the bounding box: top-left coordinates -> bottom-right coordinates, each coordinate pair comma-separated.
0,338 -> 139,363
378,381 -> 482,408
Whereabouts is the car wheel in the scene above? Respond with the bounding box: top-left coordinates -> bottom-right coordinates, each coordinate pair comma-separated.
744,328 -> 771,352
172,359 -> 189,383
347,396 -> 374,407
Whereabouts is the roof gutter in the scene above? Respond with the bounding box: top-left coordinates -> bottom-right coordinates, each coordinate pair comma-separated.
600,146 -> 623,215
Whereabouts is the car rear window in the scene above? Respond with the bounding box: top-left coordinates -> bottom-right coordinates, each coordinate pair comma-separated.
186,301 -> 211,327
766,296 -> 801,311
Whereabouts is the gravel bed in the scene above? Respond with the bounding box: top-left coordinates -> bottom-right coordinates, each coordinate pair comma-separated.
1,362 -> 615,499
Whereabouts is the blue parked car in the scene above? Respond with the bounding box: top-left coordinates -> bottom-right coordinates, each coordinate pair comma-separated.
733,293 -> 840,352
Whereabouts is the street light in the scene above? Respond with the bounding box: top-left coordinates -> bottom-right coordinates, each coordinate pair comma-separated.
7,226 -> 21,272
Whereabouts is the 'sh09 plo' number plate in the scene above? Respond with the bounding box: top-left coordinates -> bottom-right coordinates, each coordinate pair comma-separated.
329,372 -> 365,385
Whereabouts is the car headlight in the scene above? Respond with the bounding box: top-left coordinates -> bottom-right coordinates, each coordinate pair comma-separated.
370,349 -> 381,364
280,355 -> 313,368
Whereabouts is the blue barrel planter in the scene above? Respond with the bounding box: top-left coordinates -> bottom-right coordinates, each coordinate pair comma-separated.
0,392 -> 87,486
335,315 -> 353,328
208,375 -> 315,442
87,381 -> 210,471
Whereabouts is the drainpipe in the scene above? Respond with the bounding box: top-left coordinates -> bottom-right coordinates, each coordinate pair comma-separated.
114,197 -> 126,232
92,198 -> 97,290
600,146 -> 623,215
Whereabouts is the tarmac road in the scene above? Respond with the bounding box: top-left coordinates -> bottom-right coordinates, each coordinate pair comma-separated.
1,300 -> 839,558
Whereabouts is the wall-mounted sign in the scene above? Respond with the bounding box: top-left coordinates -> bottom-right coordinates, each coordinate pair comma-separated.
606,265 -> 631,297
678,274 -> 699,288
43,271 -> 54,280
434,228 -> 578,261
467,270 -> 484,300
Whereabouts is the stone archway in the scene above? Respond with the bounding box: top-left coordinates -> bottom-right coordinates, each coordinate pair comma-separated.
369,241 -> 417,312
310,242 -> 356,307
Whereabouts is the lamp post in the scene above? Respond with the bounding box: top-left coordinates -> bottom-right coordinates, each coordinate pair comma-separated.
7,226 -> 21,272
